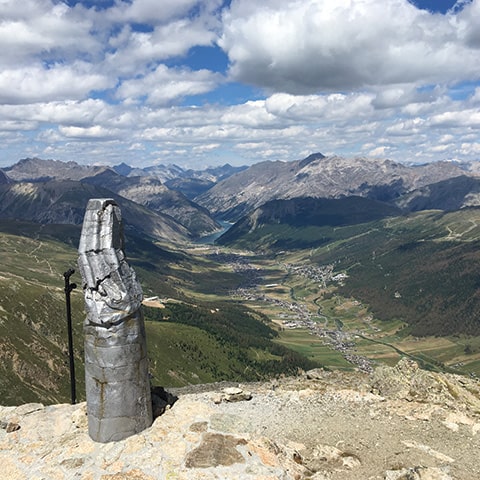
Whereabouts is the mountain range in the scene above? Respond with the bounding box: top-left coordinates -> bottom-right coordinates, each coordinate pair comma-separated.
2,152 -> 480,405
2,153 -> 480,242
0,158 -> 234,241
195,153 -> 473,220
0,180 -> 190,243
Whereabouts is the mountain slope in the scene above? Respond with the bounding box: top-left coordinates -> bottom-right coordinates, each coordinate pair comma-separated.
0,170 -> 11,184
321,209 -> 480,336
0,180 -> 190,243
0,220 -> 319,405
196,154 -> 468,220
395,175 -> 480,212
217,193 -> 480,337
81,170 -> 220,238
217,196 -> 401,249
164,177 -> 215,199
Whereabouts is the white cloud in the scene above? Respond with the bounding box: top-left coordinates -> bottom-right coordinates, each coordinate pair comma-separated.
470,87 -> 480,104
104,19 -> 217,76
107,0 -> 199,24
0,99 -> 112,130
0,120 -> 38,131
116,65 -> 221,105
0,63 -> 111,105
457,0 -> 480,47
219,0 -> 480,93
107,0 -> 222,25
429,109 -> 480,128
460,142 -> 480,154
265,92 -> 374,121
0,0 -> 479,168
0,0 -> 99,67
192,143 -> 221,153
369,146 -> 390,157
429,144 -> 452,153
59,125 -> 121,140
220,100 -> 279,127
386,118 -> 426,136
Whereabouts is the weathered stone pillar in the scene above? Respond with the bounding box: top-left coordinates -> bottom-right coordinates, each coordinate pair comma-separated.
78,198 -> 152,443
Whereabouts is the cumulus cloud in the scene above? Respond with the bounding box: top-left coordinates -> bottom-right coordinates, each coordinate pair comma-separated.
106,0 -> 223,25
264,92 -> 374,120
0,63 -> 111,104
0,0 -> 99,67
0,0 -> 479,168
386,118 -> 426,136
104,18 -> 218,76
429,109 -> 480,128
219,0 -> 480,93
59,125 -> 122,140
116,65 -> 221,105
457,0 -> 480,47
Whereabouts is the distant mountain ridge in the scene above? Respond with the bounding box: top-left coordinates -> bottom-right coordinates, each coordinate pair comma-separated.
81,170 -> 220,237
3,154 -> 480,241
196,154 -> 473,221
217,196 -> 402,247
3,157 -> 108,182
1,157 -> 246,194
0,180 -> 190,243
0,158 -> 234,239
112,162 -> 248,183
395,175 -> 480,212
113,162 -> 248,199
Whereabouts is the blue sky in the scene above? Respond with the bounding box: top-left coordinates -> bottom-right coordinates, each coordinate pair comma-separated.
0,0 -> 479,169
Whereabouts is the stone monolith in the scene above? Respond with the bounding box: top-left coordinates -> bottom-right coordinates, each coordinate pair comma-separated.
78,198 -> 152,442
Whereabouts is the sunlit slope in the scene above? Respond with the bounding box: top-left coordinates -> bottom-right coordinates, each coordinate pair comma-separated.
0,221 -> 318,405
314,209 -> 480,336
0,221 -> 85,405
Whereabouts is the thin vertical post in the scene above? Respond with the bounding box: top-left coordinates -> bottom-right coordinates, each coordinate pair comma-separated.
64,268 -> 77,405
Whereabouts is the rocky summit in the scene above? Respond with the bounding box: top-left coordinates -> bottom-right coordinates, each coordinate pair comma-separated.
1,359 -> 480,480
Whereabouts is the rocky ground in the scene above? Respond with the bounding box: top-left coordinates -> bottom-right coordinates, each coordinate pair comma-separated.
1,359 -> 480,480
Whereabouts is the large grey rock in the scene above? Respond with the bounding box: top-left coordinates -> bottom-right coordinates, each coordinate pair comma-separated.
78,198 -> 152,443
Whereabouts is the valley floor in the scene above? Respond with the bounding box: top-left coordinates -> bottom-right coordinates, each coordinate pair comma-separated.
185,244 -> 480,378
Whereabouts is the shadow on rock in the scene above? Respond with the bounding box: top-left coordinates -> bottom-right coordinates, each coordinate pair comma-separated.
151,386 -> 178,419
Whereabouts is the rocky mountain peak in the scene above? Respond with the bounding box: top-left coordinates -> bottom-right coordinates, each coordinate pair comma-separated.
1,360 -> 479,479
297,152 -> 326,169
196,153 -> 470,221
113,162 -> 134,176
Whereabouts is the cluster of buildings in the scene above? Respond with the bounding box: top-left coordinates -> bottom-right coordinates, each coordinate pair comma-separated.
224,255 -> 373,373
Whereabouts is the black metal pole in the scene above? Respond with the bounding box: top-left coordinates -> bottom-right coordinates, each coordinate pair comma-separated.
64,268 -> 77,405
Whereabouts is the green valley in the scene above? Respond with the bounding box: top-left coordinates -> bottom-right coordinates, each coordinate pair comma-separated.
2,203 -> 480,406
0,220 -> 318,406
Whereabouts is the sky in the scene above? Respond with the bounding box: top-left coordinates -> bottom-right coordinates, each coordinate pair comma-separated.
0,0 -> 479,169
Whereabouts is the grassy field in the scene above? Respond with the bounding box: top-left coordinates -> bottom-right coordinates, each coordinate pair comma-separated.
0,224 -> 86,404
275,329 -> 353,369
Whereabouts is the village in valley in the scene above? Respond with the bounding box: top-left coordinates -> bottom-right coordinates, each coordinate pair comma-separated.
207,250 -> 375,373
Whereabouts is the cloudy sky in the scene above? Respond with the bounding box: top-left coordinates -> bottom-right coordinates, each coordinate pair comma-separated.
0,0 -> 479,169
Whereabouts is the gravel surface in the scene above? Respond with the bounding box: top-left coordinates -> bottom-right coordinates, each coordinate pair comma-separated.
173,366 -> 480,479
